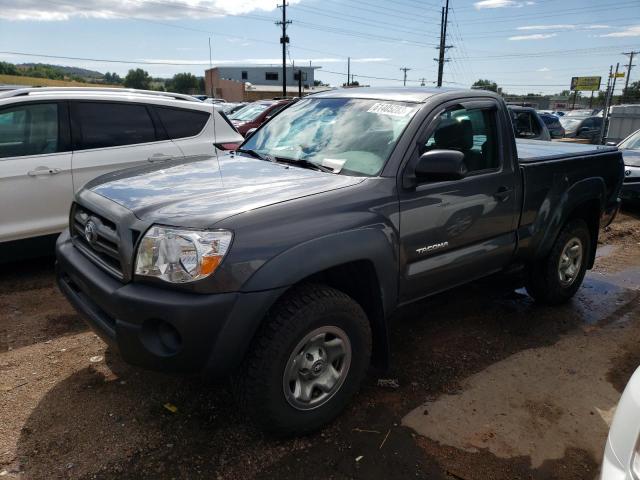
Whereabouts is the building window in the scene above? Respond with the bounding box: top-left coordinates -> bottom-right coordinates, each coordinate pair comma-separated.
293,71 -> 308,81
241,71 -> 248,80
265,72 -> 278,81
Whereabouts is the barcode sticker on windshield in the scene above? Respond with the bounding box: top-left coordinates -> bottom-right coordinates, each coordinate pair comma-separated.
367,103 -> 414,117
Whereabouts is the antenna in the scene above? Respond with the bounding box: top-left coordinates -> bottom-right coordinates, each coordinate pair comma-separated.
209,36 -> 220,164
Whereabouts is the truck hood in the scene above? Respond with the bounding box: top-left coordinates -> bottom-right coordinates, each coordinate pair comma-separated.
622,148 -> 640,167
87,154 -> 365,225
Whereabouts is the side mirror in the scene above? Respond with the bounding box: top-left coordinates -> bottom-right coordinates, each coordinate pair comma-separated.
244,128 -> 257,139
415,149 -> 467,182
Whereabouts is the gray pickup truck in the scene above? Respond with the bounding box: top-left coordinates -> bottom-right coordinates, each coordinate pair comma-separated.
56,88 -> 623,435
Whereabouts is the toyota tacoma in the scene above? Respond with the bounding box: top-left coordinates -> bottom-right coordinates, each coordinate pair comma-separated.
56,87 -> 624,435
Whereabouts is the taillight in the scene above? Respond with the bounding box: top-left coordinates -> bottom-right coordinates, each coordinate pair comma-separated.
215,143 -> 241,151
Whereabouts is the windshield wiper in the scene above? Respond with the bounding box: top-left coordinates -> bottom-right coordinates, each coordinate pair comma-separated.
272,156 -> 335,173
235,148 -> 271,162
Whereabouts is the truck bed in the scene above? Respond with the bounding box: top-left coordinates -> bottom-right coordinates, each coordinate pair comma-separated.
516,139 -> 618,163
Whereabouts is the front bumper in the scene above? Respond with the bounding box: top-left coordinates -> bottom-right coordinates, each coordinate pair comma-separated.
621,182 -> 640,201
56,230 -> 286,376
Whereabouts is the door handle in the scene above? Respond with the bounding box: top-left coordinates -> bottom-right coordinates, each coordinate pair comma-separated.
28,167 -> 62,176
493,186 -> 513,202
147,154 -> 173,163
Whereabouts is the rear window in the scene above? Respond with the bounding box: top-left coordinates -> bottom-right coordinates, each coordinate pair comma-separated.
73,102 -> 156,150
155,107 -> 209,139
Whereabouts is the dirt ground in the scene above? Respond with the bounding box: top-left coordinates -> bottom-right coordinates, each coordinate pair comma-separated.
1,208 -> 639,480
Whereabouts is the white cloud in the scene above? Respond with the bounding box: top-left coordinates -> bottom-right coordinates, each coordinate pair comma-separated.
517,24 -> 611,31
508,33 -> 557,41
517,24 -> 574,30
600,25 -> 640,37
474,0 -> 532,9
0,0 -> 298,21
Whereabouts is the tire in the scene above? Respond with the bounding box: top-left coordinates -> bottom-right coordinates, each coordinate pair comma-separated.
235,283 -> 372,436
525,219 -> 591,305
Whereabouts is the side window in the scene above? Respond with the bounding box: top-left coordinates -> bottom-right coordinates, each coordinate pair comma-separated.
73,102 -> 156,150
155,107 -> 209,139
0,103 -> 58,158
265,72 -> 278,81
241,71 -> 248,80
423,107 -> 499,173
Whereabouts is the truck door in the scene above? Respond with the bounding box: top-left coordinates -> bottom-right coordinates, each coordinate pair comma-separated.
398,100 -> 519,302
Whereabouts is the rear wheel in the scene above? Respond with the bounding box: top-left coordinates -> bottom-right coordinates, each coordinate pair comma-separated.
526,219 -> 591,305
236,284 -> 372,436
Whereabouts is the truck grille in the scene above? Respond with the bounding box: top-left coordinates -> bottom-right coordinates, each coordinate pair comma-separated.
70,203 -> 124,280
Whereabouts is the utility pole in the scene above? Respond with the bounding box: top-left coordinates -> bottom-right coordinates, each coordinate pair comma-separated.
276,0 -> 291,97
347,57 -> 351,86
623,50 -> 638,99
436,0 -> 451,87
298,69 -> 302,97
400,67 -> 411,86
599,64 -> 615,144
419,77 -> 426,86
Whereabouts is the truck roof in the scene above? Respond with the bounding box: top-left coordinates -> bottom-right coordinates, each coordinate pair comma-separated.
310,86 -> 484,103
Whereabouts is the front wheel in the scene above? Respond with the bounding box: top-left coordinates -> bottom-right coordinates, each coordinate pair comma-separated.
526,219 -> 591,305
236,284 -> 372,436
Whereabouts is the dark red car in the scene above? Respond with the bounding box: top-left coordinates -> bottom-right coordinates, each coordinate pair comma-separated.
229,99 -> 294,136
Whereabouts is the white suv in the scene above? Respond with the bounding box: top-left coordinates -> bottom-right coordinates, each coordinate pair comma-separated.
0,87 -> 243,247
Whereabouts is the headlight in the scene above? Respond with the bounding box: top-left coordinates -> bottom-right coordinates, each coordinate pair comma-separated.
135,226 -> 232,283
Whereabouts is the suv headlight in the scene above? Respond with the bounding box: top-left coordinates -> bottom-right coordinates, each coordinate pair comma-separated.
135,226 -> 232,283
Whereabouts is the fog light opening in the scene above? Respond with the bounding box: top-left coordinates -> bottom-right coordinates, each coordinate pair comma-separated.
141,319 -> 182,357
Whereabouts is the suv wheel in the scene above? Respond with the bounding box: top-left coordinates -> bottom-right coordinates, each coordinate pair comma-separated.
236,284 -> 372,436
526,219 -> 591,305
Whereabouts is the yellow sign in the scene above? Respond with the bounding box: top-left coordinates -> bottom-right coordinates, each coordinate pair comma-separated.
610,72 -> 625,78
570,76 -> 602,91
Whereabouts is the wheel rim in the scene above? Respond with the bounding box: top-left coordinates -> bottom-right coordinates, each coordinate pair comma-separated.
558,237 -> 583,287
283,326 -> 352,411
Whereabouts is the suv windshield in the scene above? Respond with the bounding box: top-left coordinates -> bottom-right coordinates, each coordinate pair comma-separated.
230,103 -> 271,121
240,97 -> 419,176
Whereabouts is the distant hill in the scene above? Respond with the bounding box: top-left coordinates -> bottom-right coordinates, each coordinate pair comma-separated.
17,63 -> 104,79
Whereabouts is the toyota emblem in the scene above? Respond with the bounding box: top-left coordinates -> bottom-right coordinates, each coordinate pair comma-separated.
625,169 -> 632,177
84,220 -> 98,244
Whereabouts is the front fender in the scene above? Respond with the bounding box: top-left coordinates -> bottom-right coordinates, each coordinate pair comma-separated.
241,227 -> 399,318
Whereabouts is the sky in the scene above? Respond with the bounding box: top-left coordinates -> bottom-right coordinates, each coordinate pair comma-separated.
0,0 -> 638,94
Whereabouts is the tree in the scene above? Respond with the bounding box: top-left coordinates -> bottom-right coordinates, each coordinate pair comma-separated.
0,61 -> 19,75
471,79 -> 498,92
166,72 -> 200,94
103,72 -> 122,84
124,68 -> 151,89
621,81 -> 640,103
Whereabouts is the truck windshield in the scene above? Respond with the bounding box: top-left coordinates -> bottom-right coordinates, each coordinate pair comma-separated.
240,97 -> 419,176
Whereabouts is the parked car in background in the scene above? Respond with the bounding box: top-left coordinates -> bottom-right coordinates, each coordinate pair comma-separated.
229,99 -> 294,136
600,367 -> 640,479
618,128 -> 640,202
56,87 -> 623,435
0,87 -> 242,257
215,102 -> 248,115
539,112 -> 565,138
565,109 -> 600,117
508,106 -> 551,141
560,115 -> 603,143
